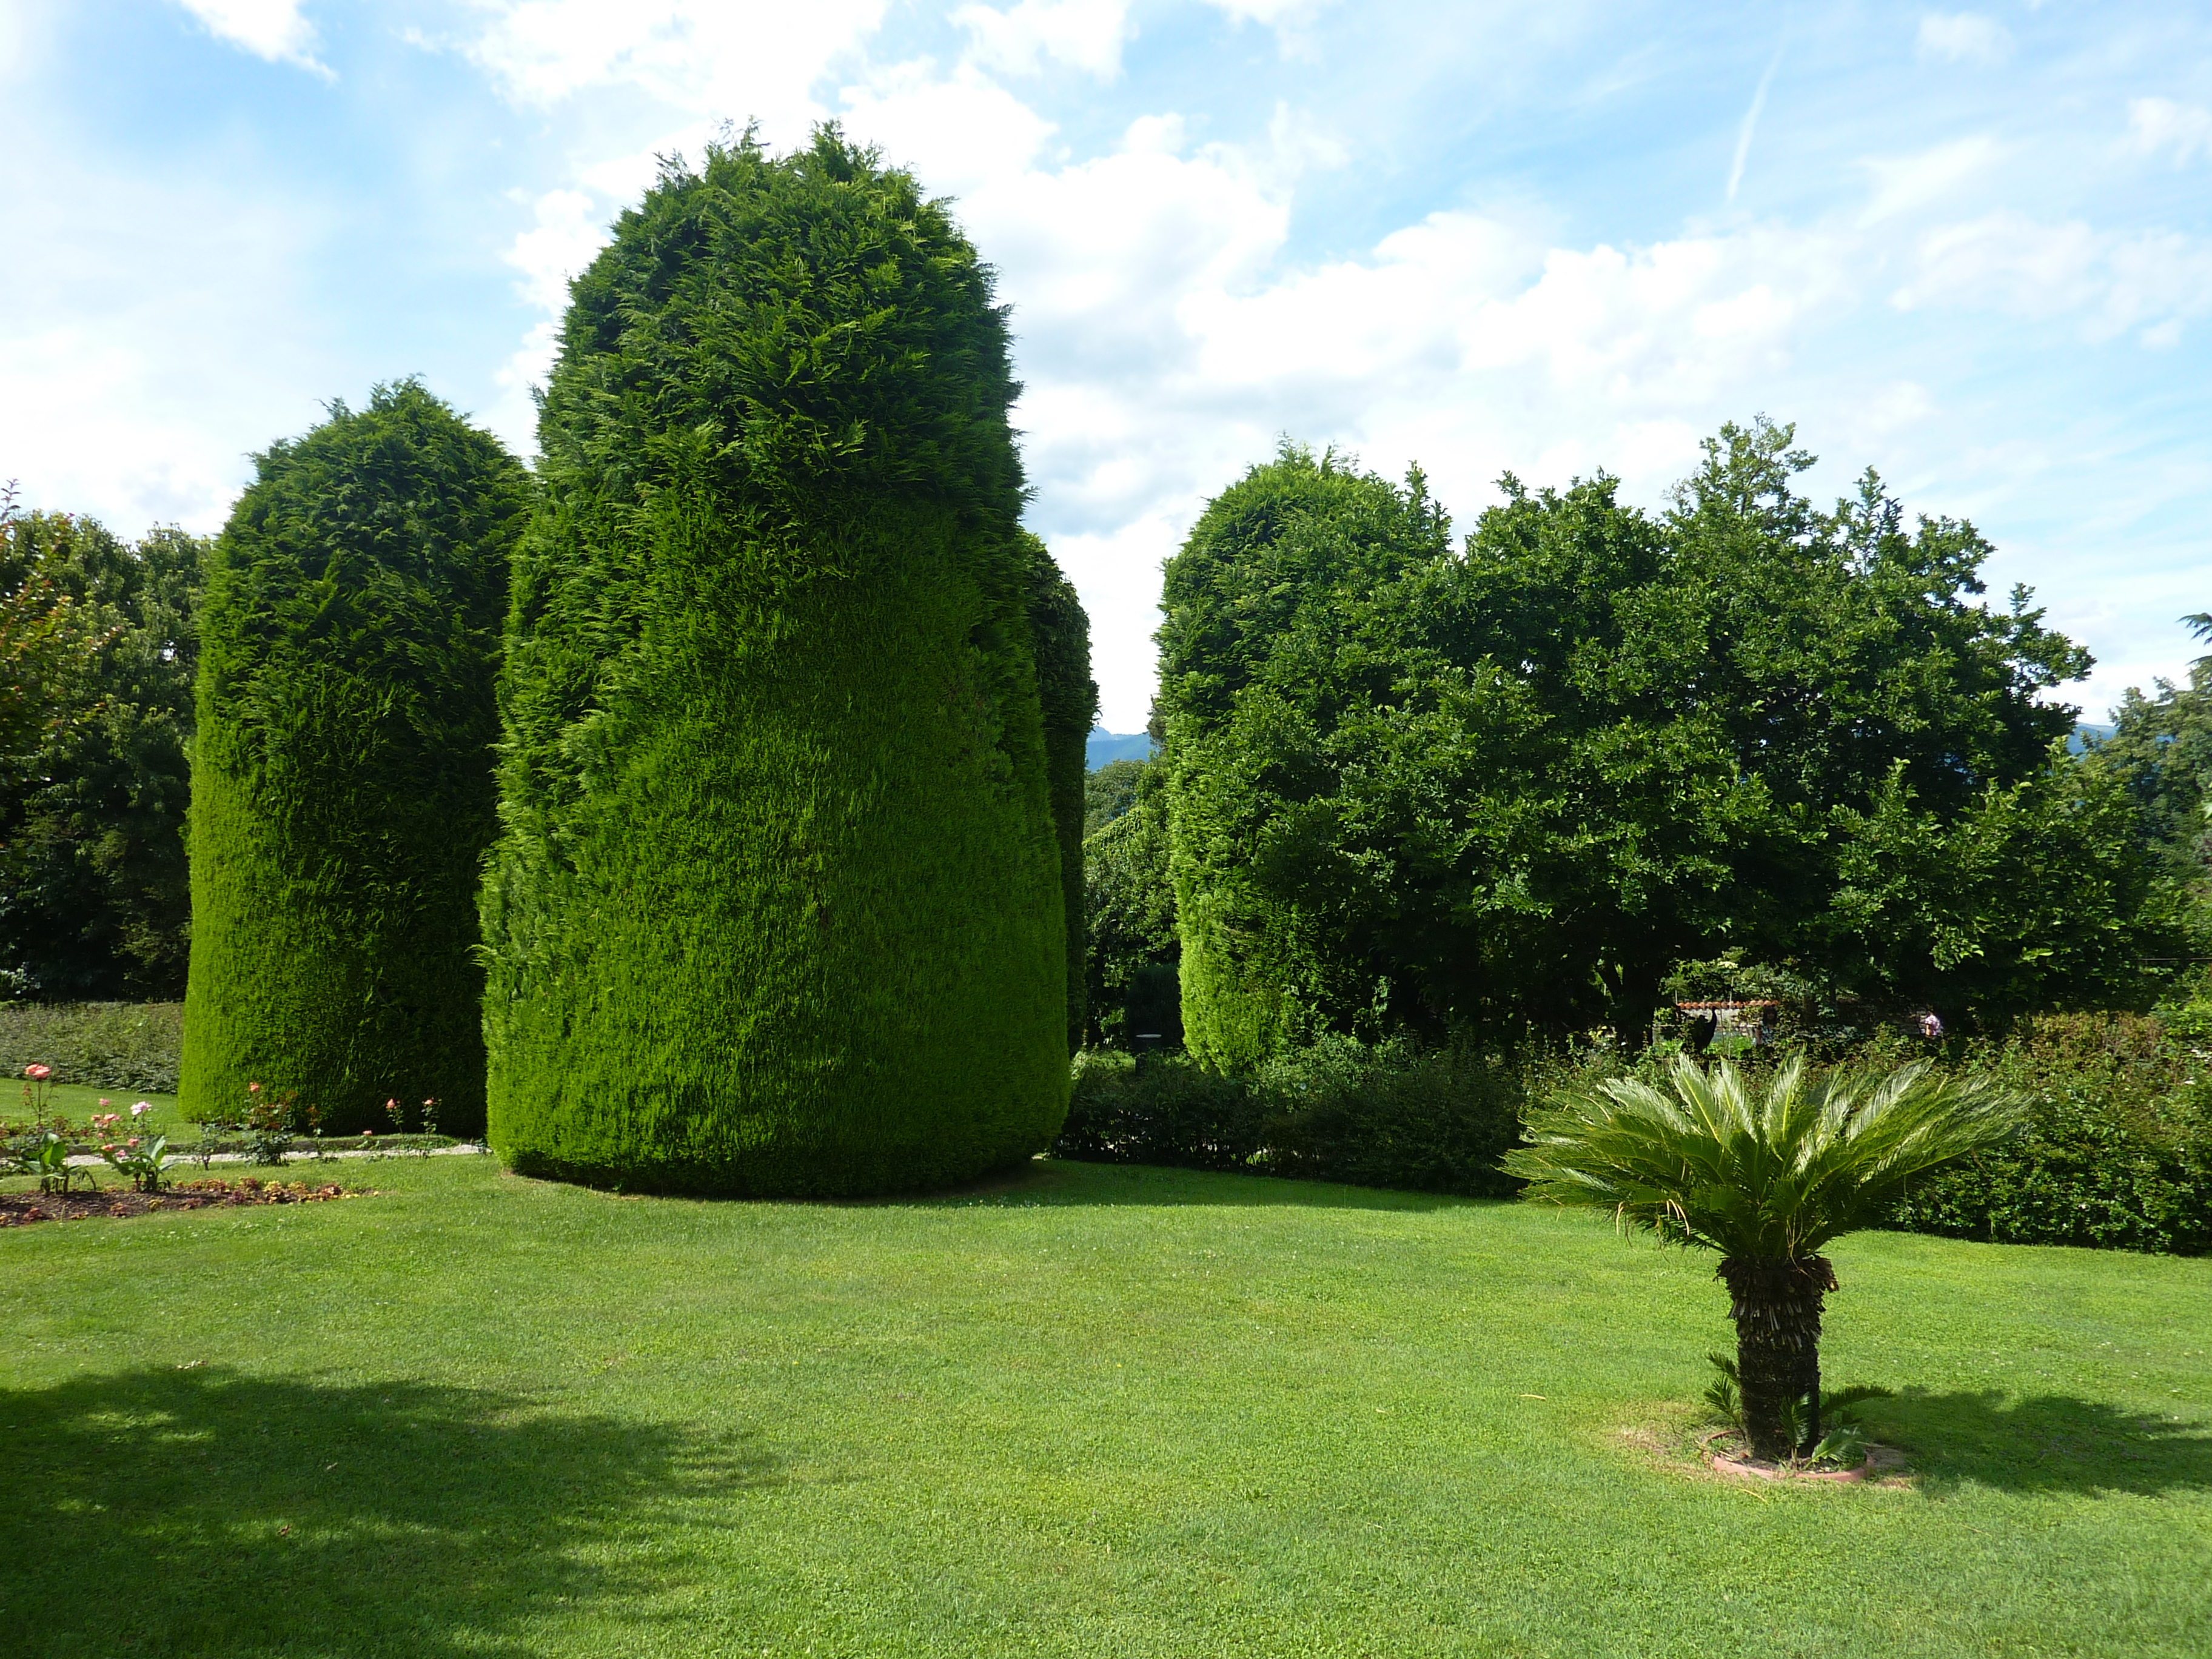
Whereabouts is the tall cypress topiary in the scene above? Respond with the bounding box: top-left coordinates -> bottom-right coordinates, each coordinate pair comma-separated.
1026,535 -> 1098,1054
481,130 -> 1073,1195
181,381 -> 528,1135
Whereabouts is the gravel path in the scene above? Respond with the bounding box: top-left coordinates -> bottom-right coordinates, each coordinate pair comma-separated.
62,1144 -> 491,1168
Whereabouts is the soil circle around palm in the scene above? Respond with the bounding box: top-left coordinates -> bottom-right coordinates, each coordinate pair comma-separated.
1697,1427 -> 1911,1485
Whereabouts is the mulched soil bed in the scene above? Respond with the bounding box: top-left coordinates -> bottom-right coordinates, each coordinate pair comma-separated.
1,1177 -> 364,1227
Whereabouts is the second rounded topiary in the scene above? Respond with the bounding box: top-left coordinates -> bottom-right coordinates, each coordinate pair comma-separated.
181,381 -> 527,1136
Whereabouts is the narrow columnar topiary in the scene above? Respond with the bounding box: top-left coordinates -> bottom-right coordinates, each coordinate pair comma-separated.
1155,446 -> 1444,1071
481,130 -> 1071,1195
181,381 -> 528,1136
1026,534 -> 1099,1054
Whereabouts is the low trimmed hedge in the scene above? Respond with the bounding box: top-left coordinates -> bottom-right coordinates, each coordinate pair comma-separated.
0,1002 -> 183,1094
1057,1013 -> 2211,1250
1055,1037 -> 1522,1198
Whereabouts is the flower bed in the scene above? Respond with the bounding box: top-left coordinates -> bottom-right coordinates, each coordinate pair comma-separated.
0,1177 -> 363,1226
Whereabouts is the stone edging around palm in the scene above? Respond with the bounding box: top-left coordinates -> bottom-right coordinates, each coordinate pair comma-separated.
1697,1427 -> 1911,1485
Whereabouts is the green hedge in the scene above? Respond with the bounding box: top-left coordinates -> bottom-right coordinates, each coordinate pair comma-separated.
181,382 -> 527,1136
0,1002 -> 183,1094
1885,1013 -> 2211,1253
480,131 -> 1072,1195
1056,1038 -> 1522,1198
1569,1013 -> 2212,1256
1057,1016 -> 2211,1242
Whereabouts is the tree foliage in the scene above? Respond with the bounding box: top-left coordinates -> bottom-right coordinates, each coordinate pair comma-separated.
1154,420 -> 2157,1063
2085,615 -> 2212,936
0,487 -> 109,792
1083,762 -> 1178,1048
182,381 -> 527,1135
1084,757 -> 1145,836
483,129 -> 1073,1194
0,506 -> 200,1000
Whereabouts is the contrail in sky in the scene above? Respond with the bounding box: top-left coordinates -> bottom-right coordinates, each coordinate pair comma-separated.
1728,44 -> 1786,204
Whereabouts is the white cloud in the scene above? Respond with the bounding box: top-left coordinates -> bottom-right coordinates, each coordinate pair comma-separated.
461,0 -> 885,138
1894,211 -> 2212,343
483,189 -> 612,452
1048,511 -> 1185,729
1915,13 -> 2011,65
2127,97 -> 2212,166
504,189 -> 608,312
1199,0 -> 1333,59
412,12 -> 2212,726
953,0 -> 1132,80
839,61 -> 1059,193
0,149 -> 333,535
173,0 -> 330,76
964,142 -> 1858,720
1203,0 -> 1325,21
1858,134 -> 2005,223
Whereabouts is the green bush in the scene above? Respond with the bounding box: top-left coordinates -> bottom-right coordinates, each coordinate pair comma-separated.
1558,1009 -> 2212,1255
1258,1037 -> 1521,1196
181,382 -> 528,1137
0,1001 -> 183,1094
1083,780 -> 1178,1049
1055,1050 -> 1265,1173
1059,1010 -> 2211,1232
481,130 -> 1073,1195
1886,1013 -> 2211,1253
1055,1037 -> 1521,1197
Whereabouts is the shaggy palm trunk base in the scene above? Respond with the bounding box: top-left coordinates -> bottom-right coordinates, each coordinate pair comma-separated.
1718,1255 -> 1837,1460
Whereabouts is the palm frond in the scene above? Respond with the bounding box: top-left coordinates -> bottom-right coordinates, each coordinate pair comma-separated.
1501,1054 -> 2027,1259
1822,1382 -> 1895,1415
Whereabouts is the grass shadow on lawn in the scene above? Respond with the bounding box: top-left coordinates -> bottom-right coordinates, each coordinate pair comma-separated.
1874,1389 -> 2212,1498
0,1365 -> 779,1658
899,1157 -> 1499,1213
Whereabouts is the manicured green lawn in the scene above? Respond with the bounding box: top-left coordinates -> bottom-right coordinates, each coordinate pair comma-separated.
4,1155 -> 2207,1657
15,1081 -> 193,1139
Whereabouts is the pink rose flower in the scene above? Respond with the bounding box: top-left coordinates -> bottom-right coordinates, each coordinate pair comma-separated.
24,1064 -> 51,1080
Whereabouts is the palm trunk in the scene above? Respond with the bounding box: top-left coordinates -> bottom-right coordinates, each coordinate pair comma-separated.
1717,1255 -> 1836,1461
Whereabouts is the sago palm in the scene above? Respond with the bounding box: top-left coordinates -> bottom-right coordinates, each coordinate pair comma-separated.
1503,1054 -> 2023,1460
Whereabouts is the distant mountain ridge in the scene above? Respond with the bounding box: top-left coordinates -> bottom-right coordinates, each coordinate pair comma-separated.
1086,729 -> 1155,770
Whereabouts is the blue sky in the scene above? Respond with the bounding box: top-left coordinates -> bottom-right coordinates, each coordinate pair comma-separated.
2,1 -> 2207,730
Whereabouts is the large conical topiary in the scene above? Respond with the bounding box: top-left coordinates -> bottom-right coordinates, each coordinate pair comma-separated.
480,130 -> 1074,1195
181,381 -> 528,1136
1025,534 -> 1099,1054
